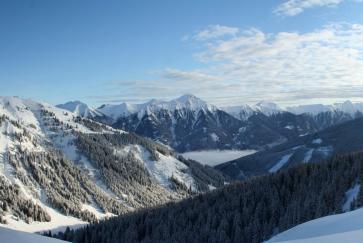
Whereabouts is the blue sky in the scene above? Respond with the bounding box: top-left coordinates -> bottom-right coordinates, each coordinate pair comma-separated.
1,0 -> 363,107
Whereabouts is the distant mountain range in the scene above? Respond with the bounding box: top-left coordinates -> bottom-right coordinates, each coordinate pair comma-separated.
58,95 -> 363,152
217,116 -> 363,179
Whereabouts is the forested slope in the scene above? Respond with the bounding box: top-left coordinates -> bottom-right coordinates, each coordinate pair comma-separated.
0,96 -> 228,232
53,151 -> 363,243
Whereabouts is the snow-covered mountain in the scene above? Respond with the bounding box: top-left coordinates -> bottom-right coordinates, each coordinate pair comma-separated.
221,101 -> 282,121
111,102 -> 299,152
98,95 -> 318,152
0,96 -> 227,233
223,100 -> 363,120
286,100 -> 363,116
220,104 -> 254,121
57,96 -> 363,153
97,94 -> 217,121
56,101 -> 102,118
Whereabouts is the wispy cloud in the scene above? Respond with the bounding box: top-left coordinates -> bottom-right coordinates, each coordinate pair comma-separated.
274,0 -> 344,16
183,25 -> 239,41
199,23 -> 363,105
94,23 -> 363,106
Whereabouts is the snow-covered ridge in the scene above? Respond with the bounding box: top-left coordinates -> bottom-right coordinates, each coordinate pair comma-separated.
222,101 -> 282,120
0,96 -> 101,135
56,101 -> 104,118
0,96 -> 227,234
0,95 -> 197,189
59,94 -> 363,122
96,95 -> 284,122
97,94 -> 217,120
223,100 -> 363,119
0,96 -> 120,231
286,100 -> 363,115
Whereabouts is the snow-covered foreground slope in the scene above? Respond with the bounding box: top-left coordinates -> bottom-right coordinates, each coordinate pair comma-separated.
0,96 -> 227,234
182,150 -> 256,166
0,226 -> 67,243
267,207 -> 363,243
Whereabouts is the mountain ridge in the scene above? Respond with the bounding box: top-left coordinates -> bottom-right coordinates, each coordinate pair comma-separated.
0,96 -> 228,233
216,115 -> 363,179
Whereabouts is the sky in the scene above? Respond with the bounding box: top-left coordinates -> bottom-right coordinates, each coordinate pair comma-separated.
1,0 -> 363,107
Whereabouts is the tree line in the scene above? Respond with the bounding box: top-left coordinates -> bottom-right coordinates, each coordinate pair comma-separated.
53,151 -> 363,243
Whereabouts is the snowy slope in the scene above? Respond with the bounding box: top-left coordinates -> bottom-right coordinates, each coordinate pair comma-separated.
0,226 -> 67,243
268,153 -> 293,173
0,97 -> 116,232
267,207 -> 363,243
0,96 -> 227,234
124,145 -> 196,190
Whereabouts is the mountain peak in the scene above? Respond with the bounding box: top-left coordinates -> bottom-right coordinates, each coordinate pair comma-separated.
254,101 -> 282,115
342,100 -> 353,105
57,100 -> 102,118
175,94 -> 199,102
98,94 -> 216,120
58,100 -> 88,109
255,101 -> 279,109
171,94 -> 214,112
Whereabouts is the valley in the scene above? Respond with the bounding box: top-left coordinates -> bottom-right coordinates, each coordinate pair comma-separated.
182,149 -> 256,166
3,1 -> 363,241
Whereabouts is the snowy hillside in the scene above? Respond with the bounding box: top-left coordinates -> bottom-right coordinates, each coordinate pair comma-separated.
267,207 -> 363,243
0,226 -> 66,243
0,96 -> 227,233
